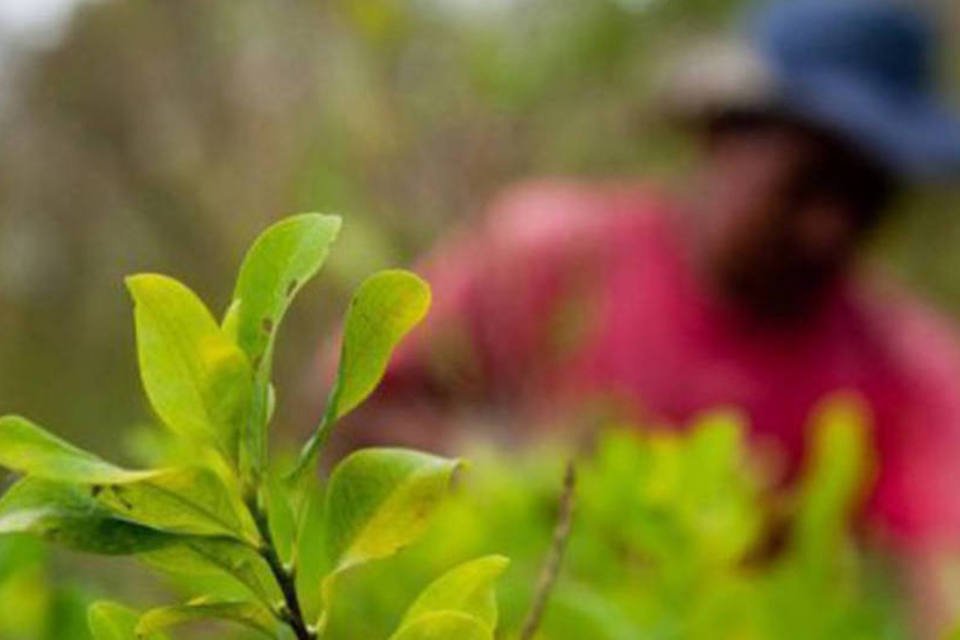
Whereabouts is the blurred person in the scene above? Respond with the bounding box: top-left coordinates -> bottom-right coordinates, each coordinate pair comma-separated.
321,0 -> 960,629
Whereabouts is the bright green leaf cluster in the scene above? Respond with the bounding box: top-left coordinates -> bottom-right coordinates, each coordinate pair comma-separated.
0,213 -> 504,640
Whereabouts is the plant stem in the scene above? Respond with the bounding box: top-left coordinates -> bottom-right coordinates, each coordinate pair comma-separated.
247,495 -> 315,640
520,460 -> 577,640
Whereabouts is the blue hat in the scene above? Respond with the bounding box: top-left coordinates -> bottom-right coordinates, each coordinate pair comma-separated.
665,0 -> 960,180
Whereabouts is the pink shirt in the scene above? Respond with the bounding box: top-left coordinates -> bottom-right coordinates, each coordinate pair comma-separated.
385,179 -> 960,549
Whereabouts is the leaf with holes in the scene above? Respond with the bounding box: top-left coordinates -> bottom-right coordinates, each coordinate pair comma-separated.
0,478 -> 179,555
230,213 -> 341,477
231,213 -> 341,370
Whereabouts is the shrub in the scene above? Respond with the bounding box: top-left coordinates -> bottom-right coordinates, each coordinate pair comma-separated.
0,214 -> 507,640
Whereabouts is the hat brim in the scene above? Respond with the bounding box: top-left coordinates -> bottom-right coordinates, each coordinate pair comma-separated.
776,70 -> 960,180
661,41 -> 960,180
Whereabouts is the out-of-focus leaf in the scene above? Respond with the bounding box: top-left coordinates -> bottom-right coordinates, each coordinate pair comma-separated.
0,561 -> 49,638
324,448 -> 461,574
0,415 -> 154,484
400,555 -> 508,631
793,395 -> 874,567
0,478 -> 177,555
126,274 -> 252,463
89,601 -> 168,640
230,213 -> 341,477
141,537 -> 280,607
136,599 -> 279,638
326,269 -> 430,421
389,611 -> 491,640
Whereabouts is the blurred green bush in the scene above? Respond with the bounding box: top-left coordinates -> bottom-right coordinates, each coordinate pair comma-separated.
0,535 -> 90,639
324,398 -> 907,640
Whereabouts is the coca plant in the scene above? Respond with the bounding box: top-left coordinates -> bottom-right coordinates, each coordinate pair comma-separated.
0,214 -> 507,639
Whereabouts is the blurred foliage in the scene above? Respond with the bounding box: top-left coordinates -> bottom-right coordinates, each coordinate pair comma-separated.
0,535 -> 90,639
322,397 -> 907,639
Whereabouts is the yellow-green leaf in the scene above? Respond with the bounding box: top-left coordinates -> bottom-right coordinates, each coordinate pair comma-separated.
232,213 -> 341,369
328,269 -> 431,420
0,478 -> 178,555
390,611 -> 491,640
141,537 -> 281,608
127,273 -> 252,464
324,448 -> 461,574
136,600 -> 279,638
793,394 -> 875,564
96,467 -> 252,540
88,601 -> 168,640
0,415 -> 153,484
230,213 -> 341,477
291,270 -> 431,479
0,416 -> 249,540
399,555 -> 509,632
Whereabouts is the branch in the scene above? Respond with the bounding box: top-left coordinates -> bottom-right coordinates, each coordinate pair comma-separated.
246,494 -> 315,640
520,460 -> 577,640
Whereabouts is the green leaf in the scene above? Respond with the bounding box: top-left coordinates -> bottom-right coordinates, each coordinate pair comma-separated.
793,395 -> 874,566
265,472 -> 297,563
291,270 -> 431,479
232,213 -> 341,369
0,415 -> 153,484
221,298 -> 242,343
327,269 -> 431,421
0,478 -> 177,555
230,213 -> 341,477
0,416 -> 250,540
127,273 -> 252,464
324,448 -> 461,574
390,611 -> 492,640
88,601 -> 168,640
136,600 -> 279,638
400,555 -> 508,631
96,467 -> 253,540
141,537 -> 280,608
